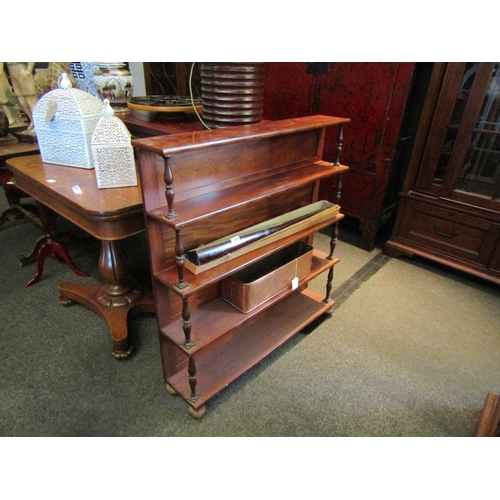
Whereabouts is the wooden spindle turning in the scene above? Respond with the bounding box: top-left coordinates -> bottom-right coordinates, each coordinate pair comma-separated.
164,156 -> 178,220
187,357 -> 200,403
175,229 -> 188,289
335,125 -> 344,166
181,297 -> 195,350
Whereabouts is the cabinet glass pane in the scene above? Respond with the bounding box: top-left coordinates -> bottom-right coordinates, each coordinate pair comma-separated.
433,63 -> 478,185
435,127 -> 458,181
457,63 -> 500,198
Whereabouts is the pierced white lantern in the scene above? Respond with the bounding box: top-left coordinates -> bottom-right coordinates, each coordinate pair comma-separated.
33,73 -> 103,169
91,100 -> 138,189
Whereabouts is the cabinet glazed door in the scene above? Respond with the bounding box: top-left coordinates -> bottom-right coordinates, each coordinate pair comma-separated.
415,62 -> 500,212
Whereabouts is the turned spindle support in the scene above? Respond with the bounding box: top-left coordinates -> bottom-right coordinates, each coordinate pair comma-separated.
187,357 -> 200,403
181,297 -> 195,350
334,124 -> 344,166
325,173 -> 343,303
327,173 -> 342,261
175,229 -> 188,289
164,156 -> 178,220
324,266 -> 335,303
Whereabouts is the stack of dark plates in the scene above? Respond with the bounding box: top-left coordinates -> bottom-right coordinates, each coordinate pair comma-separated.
200,63 -> 265,128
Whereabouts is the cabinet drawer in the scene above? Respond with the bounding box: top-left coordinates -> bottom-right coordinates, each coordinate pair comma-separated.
398,200 -> 500,266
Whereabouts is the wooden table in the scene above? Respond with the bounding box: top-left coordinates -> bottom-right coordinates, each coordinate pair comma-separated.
6,154 -> 155,359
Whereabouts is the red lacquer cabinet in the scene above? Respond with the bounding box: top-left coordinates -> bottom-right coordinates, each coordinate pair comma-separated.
263,62 -> 415,250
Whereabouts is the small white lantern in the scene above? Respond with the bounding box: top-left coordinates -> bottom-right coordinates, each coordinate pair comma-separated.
91,99 -> 138,189
33,73 -> 103,169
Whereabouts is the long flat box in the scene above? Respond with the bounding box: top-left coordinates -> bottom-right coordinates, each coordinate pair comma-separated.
184,200 -> 339,274
221,241 -> 313,313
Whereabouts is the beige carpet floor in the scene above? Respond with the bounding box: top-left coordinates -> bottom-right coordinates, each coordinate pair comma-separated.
1,190 -> 499,437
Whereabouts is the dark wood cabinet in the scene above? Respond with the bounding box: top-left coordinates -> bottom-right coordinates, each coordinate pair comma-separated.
385,62 -> 500,285
142,62 -> 201,97
263,62 -> 415,250
132,115 -> 349,418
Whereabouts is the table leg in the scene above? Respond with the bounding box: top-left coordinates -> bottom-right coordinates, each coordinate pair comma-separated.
0,206 -> 24,226
22,203 -> 89,287
0,170 -> 36,227
25,237 -> 89,287
58,239 -> 156,359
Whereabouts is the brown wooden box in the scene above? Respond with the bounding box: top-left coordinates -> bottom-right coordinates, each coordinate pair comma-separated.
221,241 -> 313,313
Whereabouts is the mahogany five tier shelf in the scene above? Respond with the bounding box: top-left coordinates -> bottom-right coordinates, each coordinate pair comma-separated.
132,115 -> 350,418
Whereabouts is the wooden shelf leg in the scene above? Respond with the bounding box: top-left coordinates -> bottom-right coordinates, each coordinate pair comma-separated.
187,357 -> 200,404
165,383 -> 178,395
324,222 -> 339,302
164,155 -> 178,220
181,297 -> 195,350
324,173 -> 342,302
334,124 -> 344,166
324,266 -> 334,303
188,404 -> 206,419
175,228 -> 188,289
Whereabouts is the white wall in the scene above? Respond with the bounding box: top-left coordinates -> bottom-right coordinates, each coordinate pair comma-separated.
128,62 -> 146,97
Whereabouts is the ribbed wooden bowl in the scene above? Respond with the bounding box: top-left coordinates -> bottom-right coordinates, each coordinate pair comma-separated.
200,63 -> 265,128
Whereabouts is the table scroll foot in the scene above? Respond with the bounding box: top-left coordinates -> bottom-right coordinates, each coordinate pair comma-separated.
0,206 -> 24,227
58,280 -> 156,359
110,340 -> 135,360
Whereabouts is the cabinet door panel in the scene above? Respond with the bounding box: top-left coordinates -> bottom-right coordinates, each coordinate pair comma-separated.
415,62 -> 500,211
414,63 -> 468,195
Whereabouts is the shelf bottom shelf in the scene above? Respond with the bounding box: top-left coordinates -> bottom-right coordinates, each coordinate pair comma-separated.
167,287 -> 334,410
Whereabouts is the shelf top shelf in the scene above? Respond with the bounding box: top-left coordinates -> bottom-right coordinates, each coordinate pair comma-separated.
131,115 -> 350,156
147,161 -> 349,229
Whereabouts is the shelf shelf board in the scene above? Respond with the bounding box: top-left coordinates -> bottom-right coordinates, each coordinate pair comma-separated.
133,115 -> 351,157
160,250 -> 339,354
154,216 -> 343,297
146,162 -> 348,228
166,287 -> 335,409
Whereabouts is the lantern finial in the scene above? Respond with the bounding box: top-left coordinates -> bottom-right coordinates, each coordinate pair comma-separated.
102,99 -> 115,117
58,73 -> 72,90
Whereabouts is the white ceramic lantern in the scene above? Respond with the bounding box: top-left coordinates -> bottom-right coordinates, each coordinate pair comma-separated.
91,99 -> 137,189
33,73 -> 103,169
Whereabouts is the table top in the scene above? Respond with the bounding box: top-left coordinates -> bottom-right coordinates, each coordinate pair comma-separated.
7,154 -> 145,241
